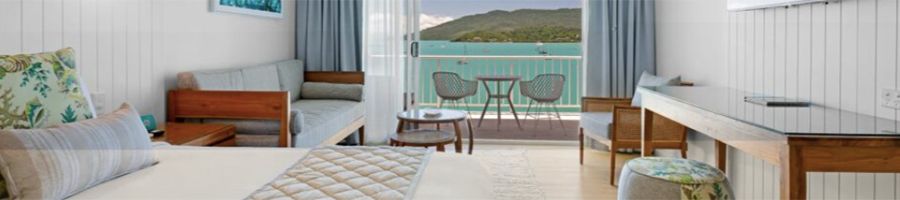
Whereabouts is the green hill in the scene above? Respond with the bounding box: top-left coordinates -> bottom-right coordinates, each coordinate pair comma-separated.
421,8 -> 581,42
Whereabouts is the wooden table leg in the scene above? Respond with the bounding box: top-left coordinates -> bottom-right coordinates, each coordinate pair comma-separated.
641,108 -> 654,157
436,145 -> 445,152
453,121 -> 463,153
396,120 -> 405,133
466,118 -> 475,155
715,140 -> 727,172
781,145 -> 805,200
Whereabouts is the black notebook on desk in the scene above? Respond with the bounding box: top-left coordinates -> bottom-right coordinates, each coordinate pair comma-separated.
744,96 -> 810,107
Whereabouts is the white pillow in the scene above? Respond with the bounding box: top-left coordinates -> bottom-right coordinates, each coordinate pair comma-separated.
631,72 -> 681,107
0,103 -> 157,199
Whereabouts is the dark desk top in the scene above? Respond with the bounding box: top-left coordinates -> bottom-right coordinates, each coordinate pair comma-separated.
640,86 -> 900,138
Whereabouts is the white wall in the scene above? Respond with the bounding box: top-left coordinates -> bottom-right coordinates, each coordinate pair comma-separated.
0,0 -> 296,121
657,0 -> 900,199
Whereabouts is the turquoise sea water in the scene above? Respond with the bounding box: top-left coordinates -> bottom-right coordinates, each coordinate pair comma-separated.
418,41 -> 582,112
421,41 -> 581,56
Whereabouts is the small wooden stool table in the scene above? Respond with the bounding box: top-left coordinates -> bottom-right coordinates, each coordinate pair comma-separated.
396,109 -> 475,154
152,123 -> 236,147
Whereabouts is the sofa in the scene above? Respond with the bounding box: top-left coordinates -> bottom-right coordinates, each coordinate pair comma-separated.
169,60 -> 365,148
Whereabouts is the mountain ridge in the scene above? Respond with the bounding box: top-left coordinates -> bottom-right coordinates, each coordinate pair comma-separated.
421,8 -> 581,42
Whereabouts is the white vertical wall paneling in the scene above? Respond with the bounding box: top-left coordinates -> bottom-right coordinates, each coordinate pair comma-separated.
722,0 -> 900,198
62,0 -> 80,77
858,0 -> 877,134
80,0 -> 97,91
22,0 -> 42,53
0,0 -> 22,55
825,0 -> 842,134
841,0 -> 859,134
764,9 -> 776,129
775,7 -> 787,132
786,5 -> 799,134
44,0 -> 62,51
876,0 -> 899,134
1,0 -> 295,120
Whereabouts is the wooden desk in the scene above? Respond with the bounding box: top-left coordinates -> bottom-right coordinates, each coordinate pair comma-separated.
639,86 -> 900,200
152,123 -> 237,146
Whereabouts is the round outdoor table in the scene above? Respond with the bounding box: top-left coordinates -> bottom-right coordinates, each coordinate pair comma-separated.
396,109 -> 476,154
475,75 -> 522,129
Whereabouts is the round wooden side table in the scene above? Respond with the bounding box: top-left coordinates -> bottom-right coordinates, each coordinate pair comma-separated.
389,130 -> 456,152
396,109 -> 475,154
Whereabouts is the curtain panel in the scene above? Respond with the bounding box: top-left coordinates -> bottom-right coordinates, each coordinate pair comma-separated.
583,0 -> 656,98
297,0 -> 363,72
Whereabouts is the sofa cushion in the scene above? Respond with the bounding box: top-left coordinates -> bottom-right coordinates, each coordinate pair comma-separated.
275,60 -> 304,101
177,60 -> 305,92
300,82 -> 364,102
580,112 -> 612,140
0,103 -> 157,199
292,99 -> 365,147
632,72 -> 681,107
240,65 -> 280,91
187,69 -> 245,90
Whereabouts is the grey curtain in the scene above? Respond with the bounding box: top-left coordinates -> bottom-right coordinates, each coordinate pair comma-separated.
584,0 -> 655,98
296,0 -> 362,72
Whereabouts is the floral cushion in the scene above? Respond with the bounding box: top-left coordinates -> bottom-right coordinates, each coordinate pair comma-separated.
0,48 -> 95,199
626,157 -> 730,200
0,47 -> 94,129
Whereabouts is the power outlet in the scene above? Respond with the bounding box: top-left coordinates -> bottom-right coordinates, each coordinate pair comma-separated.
882,89 -> 900,110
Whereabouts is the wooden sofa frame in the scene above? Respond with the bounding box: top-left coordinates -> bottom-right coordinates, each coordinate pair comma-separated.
167,72 -> 366,148
579,82 -> 693,185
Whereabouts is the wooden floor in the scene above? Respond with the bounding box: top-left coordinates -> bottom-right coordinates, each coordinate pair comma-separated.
468,143 -> 638,199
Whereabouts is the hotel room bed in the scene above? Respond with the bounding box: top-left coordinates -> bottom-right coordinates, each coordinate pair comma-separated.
69,145 -> 494,200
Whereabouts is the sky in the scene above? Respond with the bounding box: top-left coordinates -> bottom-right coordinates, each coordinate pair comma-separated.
420,0 -> 581,29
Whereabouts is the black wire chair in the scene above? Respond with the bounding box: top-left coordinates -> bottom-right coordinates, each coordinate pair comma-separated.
520,73 -> 566,129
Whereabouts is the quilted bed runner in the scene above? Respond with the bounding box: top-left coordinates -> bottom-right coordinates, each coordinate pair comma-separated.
246,146 -> 432,200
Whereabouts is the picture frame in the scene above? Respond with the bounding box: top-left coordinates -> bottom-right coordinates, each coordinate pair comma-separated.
210,0 -> 283,18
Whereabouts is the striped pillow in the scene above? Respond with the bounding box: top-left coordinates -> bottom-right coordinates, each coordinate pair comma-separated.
0,103 -> 157,199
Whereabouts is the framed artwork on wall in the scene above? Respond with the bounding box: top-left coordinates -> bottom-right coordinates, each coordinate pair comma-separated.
211,0 -> 283,18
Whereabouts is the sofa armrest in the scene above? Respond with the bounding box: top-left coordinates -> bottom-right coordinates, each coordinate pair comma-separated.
167,90 -> 292,147
581,97 -> 632,112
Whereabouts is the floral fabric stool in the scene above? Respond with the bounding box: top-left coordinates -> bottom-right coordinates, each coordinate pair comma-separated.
617,157 -> 733,200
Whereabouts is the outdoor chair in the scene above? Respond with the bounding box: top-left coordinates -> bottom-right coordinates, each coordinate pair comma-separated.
520,74 -> 566,129
433,72 -> 478,113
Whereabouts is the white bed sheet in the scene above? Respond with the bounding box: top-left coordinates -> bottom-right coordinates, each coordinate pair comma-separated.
70,146 -> 493,200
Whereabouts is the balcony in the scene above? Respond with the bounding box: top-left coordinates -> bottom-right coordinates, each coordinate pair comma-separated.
416,55 -> 582,141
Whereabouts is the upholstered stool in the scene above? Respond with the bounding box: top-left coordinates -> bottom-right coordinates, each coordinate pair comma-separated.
618,157 -> 732,200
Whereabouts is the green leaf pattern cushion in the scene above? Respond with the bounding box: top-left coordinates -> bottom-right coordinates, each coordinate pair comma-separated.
627,157 -> 730,200
0,47 -> 94,129
0,48 -> 94,199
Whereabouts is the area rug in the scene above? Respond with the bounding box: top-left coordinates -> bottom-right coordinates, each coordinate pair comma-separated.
474,150 -> 546,200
